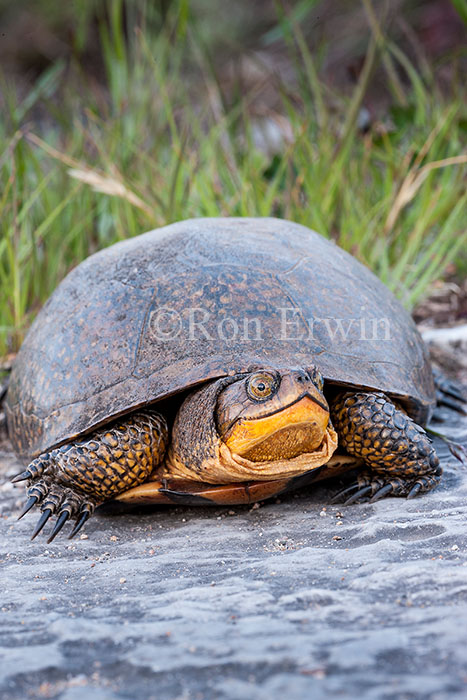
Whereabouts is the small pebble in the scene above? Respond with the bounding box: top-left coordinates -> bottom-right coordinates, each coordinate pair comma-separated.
119,577 -> 126,584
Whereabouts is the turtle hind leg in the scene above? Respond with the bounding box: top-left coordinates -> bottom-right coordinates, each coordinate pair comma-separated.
432,368 -> 466,415
12,410 -> 168,542
330,391 -> 442,505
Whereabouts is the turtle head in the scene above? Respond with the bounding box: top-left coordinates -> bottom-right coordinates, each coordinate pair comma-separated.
216,368 -> 330,462
165,367 -> 338,483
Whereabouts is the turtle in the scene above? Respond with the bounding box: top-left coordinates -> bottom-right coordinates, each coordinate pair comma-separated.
6,217 -> 460,543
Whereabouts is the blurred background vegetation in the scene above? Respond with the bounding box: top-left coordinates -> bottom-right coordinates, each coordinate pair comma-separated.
0,0 -> 466,357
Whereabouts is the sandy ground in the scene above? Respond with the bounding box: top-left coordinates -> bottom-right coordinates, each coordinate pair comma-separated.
0,401 -> 466,700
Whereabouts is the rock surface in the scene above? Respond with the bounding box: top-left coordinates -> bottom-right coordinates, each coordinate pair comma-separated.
1,406 -> 466,700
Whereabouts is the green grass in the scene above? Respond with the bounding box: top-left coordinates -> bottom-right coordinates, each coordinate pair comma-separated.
0,0 -> 466,357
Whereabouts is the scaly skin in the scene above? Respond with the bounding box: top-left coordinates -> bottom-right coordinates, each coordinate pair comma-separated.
13,411 -> 168,541
330,391 -> 442,503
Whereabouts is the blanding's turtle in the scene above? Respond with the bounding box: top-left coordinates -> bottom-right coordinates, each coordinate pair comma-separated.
6,218 -> 456,541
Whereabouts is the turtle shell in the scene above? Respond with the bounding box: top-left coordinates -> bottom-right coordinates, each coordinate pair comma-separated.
6,217 -> 435,460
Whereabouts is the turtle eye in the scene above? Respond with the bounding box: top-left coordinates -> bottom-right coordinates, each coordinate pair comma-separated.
246,372 -> 278,401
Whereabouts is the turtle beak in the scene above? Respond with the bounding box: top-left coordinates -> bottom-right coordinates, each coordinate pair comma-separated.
224,392 -> 330,458
301,385 -> 328,413
277,369 -> 329,413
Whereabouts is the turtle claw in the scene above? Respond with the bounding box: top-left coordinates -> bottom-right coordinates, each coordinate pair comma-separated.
68,508 -> 92,539
15,476 -> 96,542
18,481 -> 48,520
11,470 -> 32,484
369,484 -> 394,502
11,456 -> 48,484
407,482 -> 422,499
330,483 -> 360,504
331,470 -> 441,507
31,508 -> 53,540
18,495 -> 39,520
343,485 -> 373,505
331,479 -> 385,506
47,510 -> 71,543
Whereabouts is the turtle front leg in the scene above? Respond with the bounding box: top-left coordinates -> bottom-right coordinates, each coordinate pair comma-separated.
330,392 -> 441,504
12,411 -> 168,541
